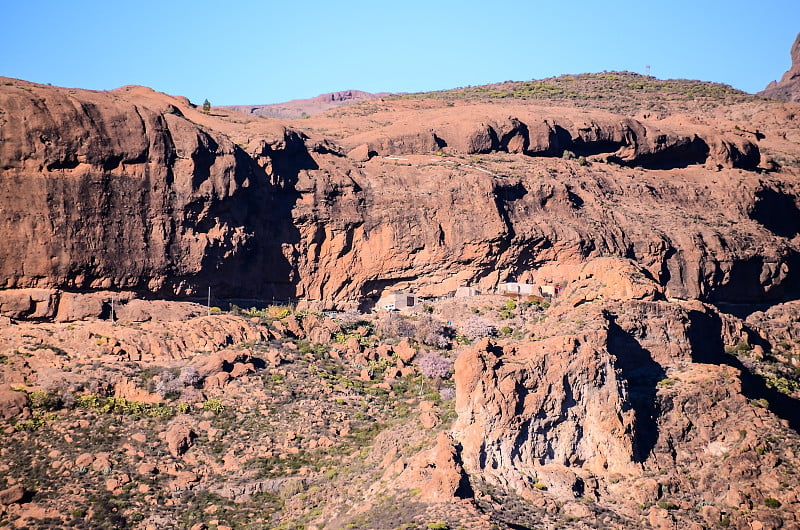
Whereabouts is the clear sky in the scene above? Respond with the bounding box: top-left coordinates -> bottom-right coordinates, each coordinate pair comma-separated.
1,0 -> 798,106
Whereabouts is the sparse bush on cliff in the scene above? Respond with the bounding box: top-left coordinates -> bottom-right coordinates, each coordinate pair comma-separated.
725,341 -> 752,355
179,366 -> 202,387
376,313 -> 416,339
417,352 -> 453,379
28,387 -> 65,411
376,313 -> 450,347
156,366 -> 202,397
336,309 -> 370,331
439,386 -> 456,401
414,314 -> 451,349
202,398 -> 225,414
267,304 -> 292,319
460,317 -> 496,341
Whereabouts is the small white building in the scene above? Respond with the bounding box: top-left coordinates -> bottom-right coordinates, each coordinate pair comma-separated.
376,291 -> 419,311
455,286 -> 481,298
539,285 -> 560,297
498,282 -> 536,296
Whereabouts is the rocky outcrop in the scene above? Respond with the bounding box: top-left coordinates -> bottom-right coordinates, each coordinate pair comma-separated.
453,335 -> 641,489
393,432 -> 472,502
0,79 -> 330,300
452,294 -> 800,525
760,32 -> 800,102
344,108 -> 761,170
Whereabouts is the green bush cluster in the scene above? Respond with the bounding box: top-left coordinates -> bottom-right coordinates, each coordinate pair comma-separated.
13,411 -> 55,431
724,341 -> 752,355
76,393 -> 175,419
202,398 -> 225,414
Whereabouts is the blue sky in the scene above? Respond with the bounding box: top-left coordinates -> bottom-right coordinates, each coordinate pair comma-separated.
1,0 -> 798,106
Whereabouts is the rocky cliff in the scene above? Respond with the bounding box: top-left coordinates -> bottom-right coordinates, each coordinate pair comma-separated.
1,76 -> 800,314
2,72 -> 800,529
760,32 -> 800,102
0,79 -> 351,301
451,290 -> 800,527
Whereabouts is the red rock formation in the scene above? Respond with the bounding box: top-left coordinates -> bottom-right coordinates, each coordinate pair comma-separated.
345,108 -> 760,170
1,77 -> 798,315
760,32 -> 800,102
452,290 -> 800,523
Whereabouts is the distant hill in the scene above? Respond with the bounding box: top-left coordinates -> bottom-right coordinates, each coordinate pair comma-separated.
390,71 -> 754,116
223,89 -> 387,118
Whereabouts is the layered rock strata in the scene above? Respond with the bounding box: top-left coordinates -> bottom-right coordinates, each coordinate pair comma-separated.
1,78 -> 799,313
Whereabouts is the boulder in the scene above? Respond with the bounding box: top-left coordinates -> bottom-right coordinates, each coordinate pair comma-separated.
0,289 -> 59,319
0,484 -> 26,505
0,389 -> 28,420
165,424 -> 196,457
346,144 -> 373,162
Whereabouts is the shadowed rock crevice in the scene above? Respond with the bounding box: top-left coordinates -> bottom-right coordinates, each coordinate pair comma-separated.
351,110 -> 760,170
708,252 -> 800,304
750,188 -> 800,239
605,316 -> 665,462
624,135 -> 709,170
687,309 -> 800,433
451,442 -> 475,499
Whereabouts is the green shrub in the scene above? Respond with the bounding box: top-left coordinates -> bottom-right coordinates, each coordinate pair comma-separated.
28,389 -> 63,410
764,497 -> 781,508
76,393 -> 102,409
268,305 -> 292,319
725,341 -> 751,355
202,398 -> 225,414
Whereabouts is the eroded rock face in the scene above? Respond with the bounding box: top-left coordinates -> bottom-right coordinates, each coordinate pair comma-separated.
453,335 -> 640,489
1,78 -> 799,313
0,80 -> 319,299
760,32 -> 800,102
451,293 -> 800,524
346,109 -> 760,170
